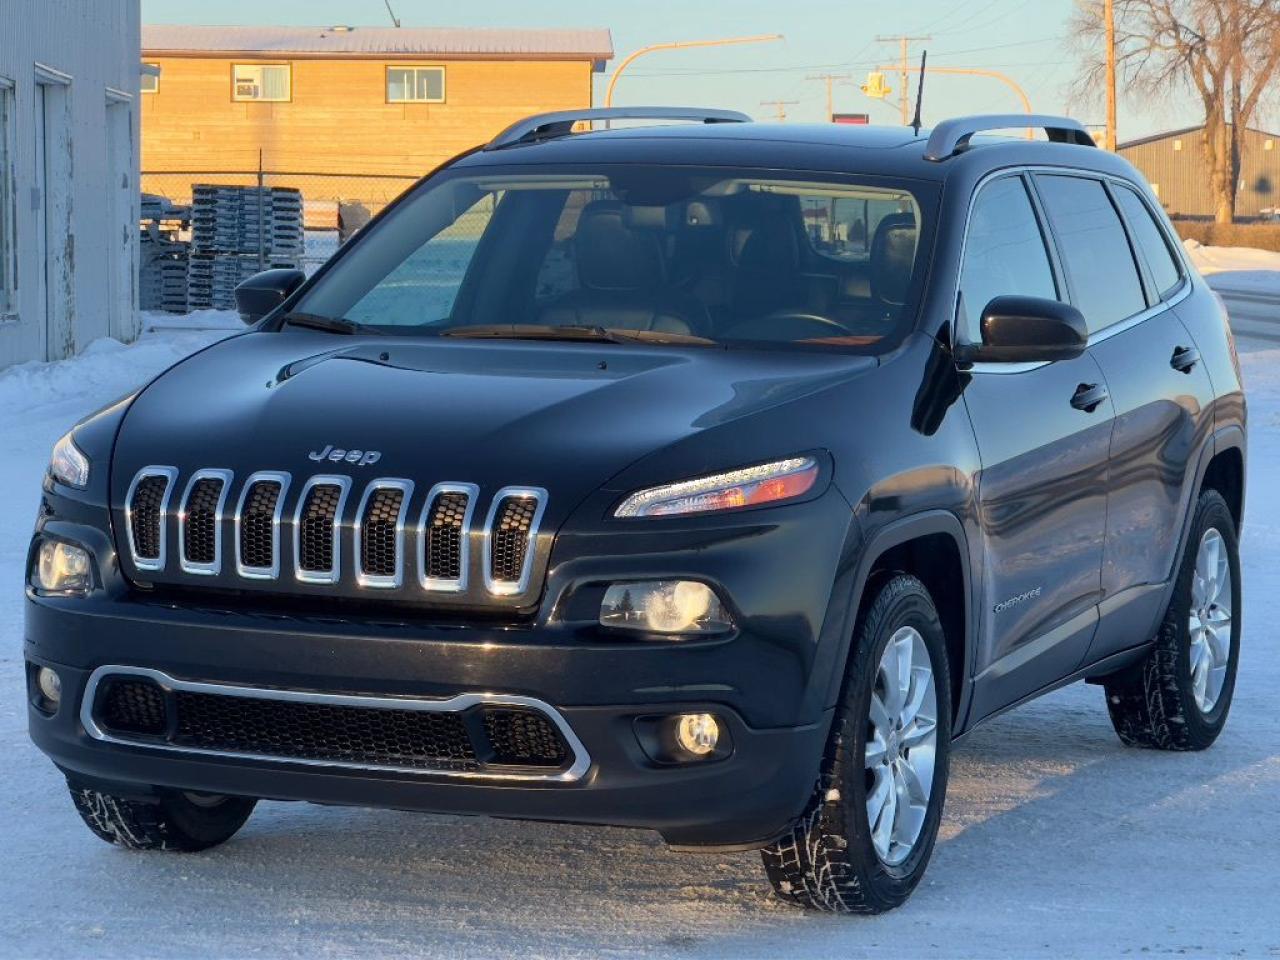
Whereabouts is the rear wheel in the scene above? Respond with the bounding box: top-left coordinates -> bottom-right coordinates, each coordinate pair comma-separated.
68,783 -> 255,851
762,574 -> 951,913
1104,489 -> 1241,751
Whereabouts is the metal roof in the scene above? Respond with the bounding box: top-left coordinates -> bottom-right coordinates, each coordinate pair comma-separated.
1118,123 -> 1280,150
141,24 -> 613,61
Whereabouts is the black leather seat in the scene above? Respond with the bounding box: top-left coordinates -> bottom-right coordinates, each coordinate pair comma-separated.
541,202 -> 710,335
729,201 -> 805,320
869,213 -> 918,310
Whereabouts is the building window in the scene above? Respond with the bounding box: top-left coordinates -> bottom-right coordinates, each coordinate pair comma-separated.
141,64 -> 159,94
386,66 -> 445,103
0,81 -> 14,318
232,64 -> 290,102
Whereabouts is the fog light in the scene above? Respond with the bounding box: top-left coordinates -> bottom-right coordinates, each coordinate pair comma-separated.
675,713 -> 720,756
600,581 -> 732,635
33,540 -> 93,596
37,667 -> 62,706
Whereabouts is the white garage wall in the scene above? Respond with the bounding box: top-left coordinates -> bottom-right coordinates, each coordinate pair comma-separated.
0,1 -> 140,369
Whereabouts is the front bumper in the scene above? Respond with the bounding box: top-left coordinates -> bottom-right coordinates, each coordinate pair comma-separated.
25,596 -> 830,849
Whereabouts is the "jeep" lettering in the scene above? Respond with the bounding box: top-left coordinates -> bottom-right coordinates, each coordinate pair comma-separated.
307,444 -> 382,467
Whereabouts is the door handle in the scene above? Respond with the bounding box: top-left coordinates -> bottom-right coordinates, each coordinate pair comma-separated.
1171,345 -> 1201,373
1070,382 -> 1109,412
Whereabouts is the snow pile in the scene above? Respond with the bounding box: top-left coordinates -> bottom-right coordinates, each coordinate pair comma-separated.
1184,239 -> 1280,296
0,326 -> 1278,958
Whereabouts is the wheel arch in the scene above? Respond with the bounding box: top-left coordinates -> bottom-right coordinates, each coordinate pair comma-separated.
826,510 -> 975,730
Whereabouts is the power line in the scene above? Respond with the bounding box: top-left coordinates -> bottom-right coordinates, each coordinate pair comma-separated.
807,73 -> 853,121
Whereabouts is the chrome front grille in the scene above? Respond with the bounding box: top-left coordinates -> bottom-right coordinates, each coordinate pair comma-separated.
123,468 -> 545,600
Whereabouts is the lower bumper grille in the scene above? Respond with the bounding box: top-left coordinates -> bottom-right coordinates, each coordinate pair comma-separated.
172,690 -> 479,771
85,668 -> 586,781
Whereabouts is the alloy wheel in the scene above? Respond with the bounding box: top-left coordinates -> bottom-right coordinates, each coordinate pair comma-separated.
1189,527 -> 1233,714
865,625 -> 938,866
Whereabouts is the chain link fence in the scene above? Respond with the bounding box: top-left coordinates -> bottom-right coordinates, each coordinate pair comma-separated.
140,170 -> 419,313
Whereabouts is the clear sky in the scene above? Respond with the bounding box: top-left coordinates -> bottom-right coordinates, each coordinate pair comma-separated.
140,0 -> 1208,141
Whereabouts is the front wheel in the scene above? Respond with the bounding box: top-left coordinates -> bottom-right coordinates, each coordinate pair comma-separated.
762,574 -> 952,913
1104,489 -> 1242,751
68,783 -> 256,851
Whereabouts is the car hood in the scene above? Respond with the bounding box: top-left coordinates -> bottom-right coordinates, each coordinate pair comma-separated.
112,330 -> 875,516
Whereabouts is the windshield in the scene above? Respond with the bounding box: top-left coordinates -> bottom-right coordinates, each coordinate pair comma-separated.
290,165 -> 935,352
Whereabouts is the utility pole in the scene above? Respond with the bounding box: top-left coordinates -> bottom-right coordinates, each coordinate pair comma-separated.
876,34 -> 932,124
807,73 -> 852,122
1104,0 -> 1117,150
760,99 -> 799,122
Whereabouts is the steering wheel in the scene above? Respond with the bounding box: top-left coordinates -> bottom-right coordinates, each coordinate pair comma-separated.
721,310 -> 852,342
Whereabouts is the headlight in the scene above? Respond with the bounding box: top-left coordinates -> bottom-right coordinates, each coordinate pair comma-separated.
32,539 -> 94,596
599,580 -> 733,635
49,432 -> 90,488
613,456 -> 819,518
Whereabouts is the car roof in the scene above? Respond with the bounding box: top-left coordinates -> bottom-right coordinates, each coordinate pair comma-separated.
451,118 -> 1140,185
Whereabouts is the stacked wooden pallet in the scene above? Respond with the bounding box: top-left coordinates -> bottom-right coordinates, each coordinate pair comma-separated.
188,185 -> 303,309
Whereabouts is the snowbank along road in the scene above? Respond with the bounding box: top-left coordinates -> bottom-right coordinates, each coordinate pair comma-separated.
1,308 -> 1278,959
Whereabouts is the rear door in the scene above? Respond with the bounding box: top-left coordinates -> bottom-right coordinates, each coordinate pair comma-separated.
1037,176 -> 1216,660
958,174 -> 1114,721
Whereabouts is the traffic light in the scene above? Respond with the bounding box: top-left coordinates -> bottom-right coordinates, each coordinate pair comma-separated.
861,71 -> 892,99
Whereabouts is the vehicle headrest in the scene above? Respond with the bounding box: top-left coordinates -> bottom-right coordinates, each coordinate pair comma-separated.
731,205 -> 800,271
573,201 -> 666,291
871,212 -> 918,306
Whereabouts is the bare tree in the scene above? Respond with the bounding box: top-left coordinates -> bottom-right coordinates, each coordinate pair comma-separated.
1073,0 -> 1280,223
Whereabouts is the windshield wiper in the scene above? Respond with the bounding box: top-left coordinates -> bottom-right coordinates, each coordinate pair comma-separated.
440,324 -> 715,346
282,312 -> 387,336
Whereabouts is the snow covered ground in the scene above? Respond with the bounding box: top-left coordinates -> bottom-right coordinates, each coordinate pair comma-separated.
1,313 -> 1279,958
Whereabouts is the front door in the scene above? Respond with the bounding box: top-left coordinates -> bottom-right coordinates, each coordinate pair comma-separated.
957,174 -> 1113,721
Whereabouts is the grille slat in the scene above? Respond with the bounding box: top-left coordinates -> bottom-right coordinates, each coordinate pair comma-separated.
295,479 -> 347,581
422,486 -> 475,590
182,477 -> 225,566
237,476 -> 284,576
129,475 -> 170,562
357,482 -> 410,585
486,489 -> 545,593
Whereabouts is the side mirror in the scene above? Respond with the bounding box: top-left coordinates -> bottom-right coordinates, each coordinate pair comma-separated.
233,268 -> 306,325
955,295 -> 1088,364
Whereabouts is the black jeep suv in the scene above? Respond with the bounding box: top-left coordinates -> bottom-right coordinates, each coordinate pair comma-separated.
26,109 -> 1245,913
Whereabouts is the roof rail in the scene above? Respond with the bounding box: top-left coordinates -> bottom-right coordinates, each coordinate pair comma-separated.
924,114 -> 1096,162
485,107 -> 752,150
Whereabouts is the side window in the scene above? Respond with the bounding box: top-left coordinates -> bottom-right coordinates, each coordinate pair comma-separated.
958,176 -> 1057,343
1114,185 -> 1183,300
799,195 -> 911,262
1034,175 -> 1147,333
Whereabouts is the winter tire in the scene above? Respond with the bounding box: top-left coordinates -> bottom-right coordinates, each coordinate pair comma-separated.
68,783 -> 256,851
1104,489 -> 1241,751
762,574 -> 952,913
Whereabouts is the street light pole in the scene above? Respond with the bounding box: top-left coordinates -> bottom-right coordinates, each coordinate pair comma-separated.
871,64 -> 1035,137
604,34 -> 784,107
